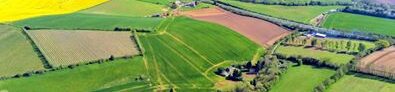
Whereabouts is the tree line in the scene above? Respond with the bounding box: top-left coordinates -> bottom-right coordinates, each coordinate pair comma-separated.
283,34 -> 372,55
343,1 -> 395,19
236,0 -> 353,6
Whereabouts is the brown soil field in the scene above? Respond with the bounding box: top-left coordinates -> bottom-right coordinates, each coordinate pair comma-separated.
358,46 -> 395,76
29,30 -> 139,67
182,7 -> 291,47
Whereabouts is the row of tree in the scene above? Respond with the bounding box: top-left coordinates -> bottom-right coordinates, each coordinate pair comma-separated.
237,0 -> 353,6
284,36 -> 369,55
313,60 -> 355,92
342,0 -> 395,19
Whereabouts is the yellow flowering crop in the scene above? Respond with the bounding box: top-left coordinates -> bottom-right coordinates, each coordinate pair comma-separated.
0,0 -> 108,23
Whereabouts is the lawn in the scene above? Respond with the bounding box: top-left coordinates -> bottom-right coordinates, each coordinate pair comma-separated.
275,46 -> 354,65
13,13 -> 162,30
0,0 -> 107,22
0,25 -> 44,77
326,73 -> 395,92
323,12 -> 395,36
80,0 -> 164,17
271,64 -> 335,92
220,0 -> 344,24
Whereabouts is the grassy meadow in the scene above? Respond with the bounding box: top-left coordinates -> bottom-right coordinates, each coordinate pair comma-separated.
140,16 -> 260,89
13,13 -> 162,30
0,57 -> 150,92
138,0 -> 193,5
271,64 -> 335,92
326,73 -> 395,92
0,25 -> 44,77
275,46 -> 354,65
0,0 -> 108,22
80,0 -> 164,17
323,12 -> 395,36
221,0 -> 344,24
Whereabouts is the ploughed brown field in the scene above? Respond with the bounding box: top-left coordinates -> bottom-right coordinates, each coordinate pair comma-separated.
358,46 -> 395,77
28,30 -> 139,67
182,7 -> 290,47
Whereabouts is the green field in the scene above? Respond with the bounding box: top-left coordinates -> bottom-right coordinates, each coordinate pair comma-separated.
140,16 -> 260,89
0,25 -> 44,77
0,57 -> 150,92
80,0 -> 164,17
13,13 -> 162,30
138,0 -> 190,5
0,17 -> 260,91
271,64 -> 335,92
326,73 -> 395,92
323,12 -> 395,36
275,46 -> 354,65
221,0 -> 344,24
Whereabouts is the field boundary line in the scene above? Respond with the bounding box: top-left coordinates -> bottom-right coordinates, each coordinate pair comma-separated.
204,61 -> 232,75
146,39 -> 168,89
165,33 -> 215,65
155,38 -> 214,83
20,27 -> 53,69
146,37 -> 178,89
116,85 -> 148,92
365,51 -> 395,68
251,48 -> 264,65
156,53 -> 198,87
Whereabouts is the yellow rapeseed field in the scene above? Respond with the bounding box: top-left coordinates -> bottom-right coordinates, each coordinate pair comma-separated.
0,0 -> 108,22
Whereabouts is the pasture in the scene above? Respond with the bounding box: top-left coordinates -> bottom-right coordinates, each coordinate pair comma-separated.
275,46 -> 354,65
183,7 -> 290,47
221,0 -> 344,24
326,73 -> 395,92
0,25 -> 44,77
80,0 -> 164,17
271,64 -> 335,92
0,57 -> 149,92
13,13 -> 162,30
0,0 -> 107,22
28,30 -> 139,67
323,12 -> 395,36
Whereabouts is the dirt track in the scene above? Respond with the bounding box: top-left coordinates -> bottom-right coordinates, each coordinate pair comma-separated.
359,46 -> 395,74
182,7 -> 291,47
